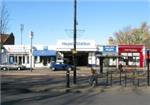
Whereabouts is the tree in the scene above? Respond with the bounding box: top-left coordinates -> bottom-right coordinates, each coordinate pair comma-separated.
111,22 -> 150,45
0,1 -> 9,63
0,1 -> 9,34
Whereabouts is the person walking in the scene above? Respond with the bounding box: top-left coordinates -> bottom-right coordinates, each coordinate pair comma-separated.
89,65 -> 98,87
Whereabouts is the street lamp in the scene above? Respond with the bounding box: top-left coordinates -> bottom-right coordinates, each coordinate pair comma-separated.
29,31 -> 33,72
20,24 -> 24,45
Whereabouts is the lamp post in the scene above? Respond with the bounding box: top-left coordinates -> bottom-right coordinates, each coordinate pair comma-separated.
29,31 -> 33,72
20,24 -> 24,45
73,0 -> 77,84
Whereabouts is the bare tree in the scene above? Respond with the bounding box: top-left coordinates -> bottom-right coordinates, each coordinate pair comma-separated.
0,1 -> 9,34
111,22 -> 150,45
0,1 -> 9,63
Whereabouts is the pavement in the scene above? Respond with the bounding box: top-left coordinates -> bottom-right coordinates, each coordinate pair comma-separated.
1,67 -> 150,105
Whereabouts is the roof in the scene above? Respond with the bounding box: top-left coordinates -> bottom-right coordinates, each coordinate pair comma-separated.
0,34 -> 10,43
0,33 -> 14,45
33,50 -> 56,56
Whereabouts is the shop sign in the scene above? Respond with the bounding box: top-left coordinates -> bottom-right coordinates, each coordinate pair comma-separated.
103,46 -> 116,52
124,49 -> 138,52
43,46 -> 48,51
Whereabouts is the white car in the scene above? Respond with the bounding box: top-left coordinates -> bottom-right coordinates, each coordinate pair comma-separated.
0,63 -> 26,70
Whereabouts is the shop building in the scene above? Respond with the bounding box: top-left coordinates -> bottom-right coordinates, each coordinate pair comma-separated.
118,45 -> 145,67
4,45 -> 30,66
32,45 -> 56,67
3,45 -> 56,68
98,45 -> 118,66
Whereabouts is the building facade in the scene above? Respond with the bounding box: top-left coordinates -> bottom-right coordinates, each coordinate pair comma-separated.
101,45 -> 118,66
56,40 -> 98,66
1,41 -> 146,68
118,45 -> 145,67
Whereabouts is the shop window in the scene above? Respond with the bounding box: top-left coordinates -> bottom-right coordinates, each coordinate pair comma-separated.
128,56 -> 133,61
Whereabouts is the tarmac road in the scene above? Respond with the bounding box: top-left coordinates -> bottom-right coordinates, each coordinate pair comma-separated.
1,68 -> 150,105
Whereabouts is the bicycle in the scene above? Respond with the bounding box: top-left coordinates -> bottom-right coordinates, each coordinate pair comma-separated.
89,74 -> 97,87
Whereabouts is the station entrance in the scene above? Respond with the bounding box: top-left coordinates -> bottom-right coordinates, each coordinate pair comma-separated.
63,52 -> 88,66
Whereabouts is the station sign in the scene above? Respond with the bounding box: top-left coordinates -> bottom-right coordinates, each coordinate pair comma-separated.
57,40 -> 96,49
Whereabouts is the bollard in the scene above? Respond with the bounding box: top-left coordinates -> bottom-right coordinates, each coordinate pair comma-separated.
137,71 -> 140,87
110,71 -> 112,86
120,71 -> 122,85
106,71 -> 109,85
132,70 -> 135,85
124,70 -> 127,87
66,69 -> 70,88
147,50 -> 150,86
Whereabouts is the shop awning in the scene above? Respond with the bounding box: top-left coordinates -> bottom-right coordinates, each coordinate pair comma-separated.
33,50 -> 56,56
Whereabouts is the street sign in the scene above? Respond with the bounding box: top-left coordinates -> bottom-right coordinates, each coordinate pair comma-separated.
72,49 -> 77,54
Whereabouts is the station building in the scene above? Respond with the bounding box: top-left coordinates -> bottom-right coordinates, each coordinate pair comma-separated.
56,40 -> 98,66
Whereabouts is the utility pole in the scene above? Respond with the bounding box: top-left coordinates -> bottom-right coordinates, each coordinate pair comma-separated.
20,24 -> 24,65
29,31 -> 33,72
20,24 -> 24,45
73,0 -> 77,84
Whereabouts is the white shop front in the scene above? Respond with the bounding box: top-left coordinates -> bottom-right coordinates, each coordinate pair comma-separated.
3,45 -> 57,68
56,40 -> 98,66
4,45 -> 31,67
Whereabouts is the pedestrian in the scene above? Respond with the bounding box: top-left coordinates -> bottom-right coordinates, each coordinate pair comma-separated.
89,65 -> 98,87
119,63 -> 123,72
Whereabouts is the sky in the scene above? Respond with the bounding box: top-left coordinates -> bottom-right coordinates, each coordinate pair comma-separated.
2,0 -> 150,45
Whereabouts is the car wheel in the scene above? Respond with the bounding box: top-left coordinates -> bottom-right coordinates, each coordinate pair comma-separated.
2,67 -> 7,71
67,67 -> 72,71
51,67 -> 55,71
17,67 -> 21,71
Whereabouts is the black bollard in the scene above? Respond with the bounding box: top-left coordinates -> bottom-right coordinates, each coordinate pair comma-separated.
132,70 -> 135,85
147,50 -> 150,86
110,71 -> 112,86
120,71 -> 122,85
137,71 -> 140,87
66,69 -> 70,88
124,70 -> 127,87
106,71 -> 109,85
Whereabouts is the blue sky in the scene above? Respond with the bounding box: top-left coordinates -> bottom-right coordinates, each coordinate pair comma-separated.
3,0 -> 150,45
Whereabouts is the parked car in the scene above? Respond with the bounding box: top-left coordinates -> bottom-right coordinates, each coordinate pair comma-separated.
0,63 -> 26,70
50,62 -> 73,71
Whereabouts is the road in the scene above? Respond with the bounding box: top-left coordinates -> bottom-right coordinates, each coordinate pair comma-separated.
1,68 -> 150,105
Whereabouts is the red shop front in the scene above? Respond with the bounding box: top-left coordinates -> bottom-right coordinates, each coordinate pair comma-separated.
118,45 -> 144,67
